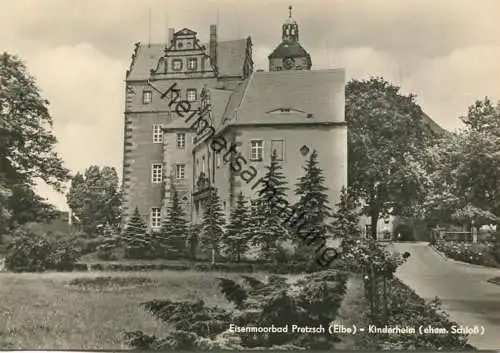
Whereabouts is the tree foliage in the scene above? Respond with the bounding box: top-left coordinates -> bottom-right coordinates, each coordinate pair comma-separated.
223,192 -> 251,262
250,150 -> 290,258
200,188 -> 225,263
346,77 -> 439,239
5,183 -> 59,229
425,98 -> 500,229
122,207 -> 151,259
0,52 -> 69,236
66,165 -> 122,236
160,186 -> 188,259
293,149 -> 332,246
0,52 -> 70,189
331,186 -> 362,253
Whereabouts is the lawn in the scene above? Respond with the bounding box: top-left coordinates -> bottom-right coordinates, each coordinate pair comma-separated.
0,270 -> 269,350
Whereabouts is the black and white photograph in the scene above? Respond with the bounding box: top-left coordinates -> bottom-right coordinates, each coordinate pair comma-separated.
1,0 -> 499,350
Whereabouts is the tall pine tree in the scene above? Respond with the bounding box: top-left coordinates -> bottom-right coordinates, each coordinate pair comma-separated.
331,186 -> 362,254
223,192 -> 251,262
257,150 -> 289,206
122,207 -> 150,259
186,223 -> 201,260
250,150 -> 290,260
161,186 -> 188,259
200,188 -> 225,264
293,150 -> 332,252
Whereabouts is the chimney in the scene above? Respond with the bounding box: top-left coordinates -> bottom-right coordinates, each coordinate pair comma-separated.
168,28 -> 175,45
209,24 -> 217,69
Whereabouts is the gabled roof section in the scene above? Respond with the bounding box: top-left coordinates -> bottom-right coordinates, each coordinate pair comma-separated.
126,43 -> 165,81
126,38 -> 250,81
175,28 -> 197,36
220,69 -> 345,127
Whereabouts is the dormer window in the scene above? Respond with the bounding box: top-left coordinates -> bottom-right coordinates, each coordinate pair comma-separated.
266,107 -> 307,115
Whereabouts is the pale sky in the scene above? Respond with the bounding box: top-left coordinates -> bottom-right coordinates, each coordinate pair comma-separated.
1,0 -> 499,210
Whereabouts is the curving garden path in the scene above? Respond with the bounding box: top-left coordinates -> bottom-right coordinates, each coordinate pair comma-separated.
391,242 -> 500,350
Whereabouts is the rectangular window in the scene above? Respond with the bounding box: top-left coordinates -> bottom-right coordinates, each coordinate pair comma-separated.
249,140 -> 264,161
151,163 -> 162,184
186,89 -> 197,102
153,124 -> 162,143
216,154 -> 221,168
172,59 -> 183,71
176,164 -> 185,180
187,58 -> 197,70
150,208 -> 161,229
271,139 -> 284,161
202,156 -> 206,173
176,133 -> 186,149
143,90 -> 152,104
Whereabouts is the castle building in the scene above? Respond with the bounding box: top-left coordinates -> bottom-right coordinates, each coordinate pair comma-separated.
122,6 -> 347,230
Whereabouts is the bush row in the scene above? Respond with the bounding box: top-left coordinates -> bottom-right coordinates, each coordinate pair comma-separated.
70,260 -> 320,274
433,241 -> 499,267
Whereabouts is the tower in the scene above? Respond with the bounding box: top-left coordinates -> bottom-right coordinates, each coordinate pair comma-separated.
268,5 -> 312,71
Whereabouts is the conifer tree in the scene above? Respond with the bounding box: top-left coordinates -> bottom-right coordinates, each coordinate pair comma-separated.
186,223 -> 201,260
293,150 -> 332,252
257,150 -> 289,206
122,207 -> 150,259
161,187 -> 189,259
251,150 -> 290,259
331,186 -> 362,245
200,188 -> 225,264
223,192 -> 251,262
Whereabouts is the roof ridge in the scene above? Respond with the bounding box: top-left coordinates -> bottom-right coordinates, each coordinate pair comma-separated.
232,74 -> 254,123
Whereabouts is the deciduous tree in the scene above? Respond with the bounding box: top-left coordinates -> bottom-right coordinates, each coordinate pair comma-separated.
347,77 -> 439,239
0,52 -> 69,189
0,52 -> 69,235
66,165 -> 122,236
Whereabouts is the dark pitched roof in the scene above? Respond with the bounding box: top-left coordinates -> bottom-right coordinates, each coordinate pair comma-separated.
126,43 -> 164,81
217,69 -> 345,129
268,41 -> 310,59
213,39 -> 247,77
126,38 -> 248,81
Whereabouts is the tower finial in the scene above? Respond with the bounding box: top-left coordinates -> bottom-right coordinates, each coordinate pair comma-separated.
288,5 -> 292,18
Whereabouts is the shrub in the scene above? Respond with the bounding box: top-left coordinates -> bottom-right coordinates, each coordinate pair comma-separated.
125,270 -> 348,350
50,238 -> 81,271
434,240 -> 499,267
4,228 -> 81,272
376,278 -> 472,350
68,276 -> 156,290
5,234 -> 53,272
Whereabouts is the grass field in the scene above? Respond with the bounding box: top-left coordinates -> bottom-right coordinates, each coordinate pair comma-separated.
0,270 -> 270,350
